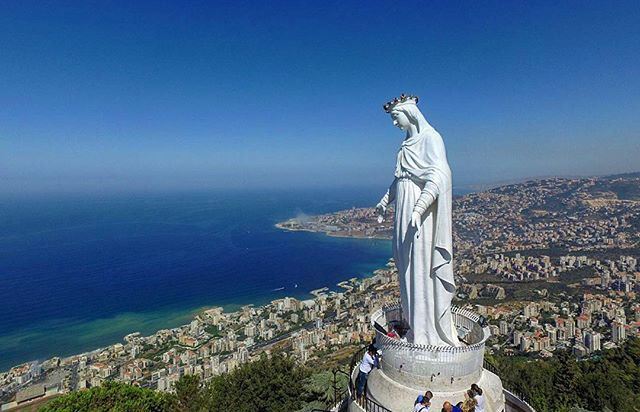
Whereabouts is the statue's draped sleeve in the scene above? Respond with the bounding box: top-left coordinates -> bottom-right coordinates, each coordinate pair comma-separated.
413,180 -> 438,215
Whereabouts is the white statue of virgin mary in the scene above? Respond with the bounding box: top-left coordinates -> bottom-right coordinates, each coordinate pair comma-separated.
376,94 -> 460,347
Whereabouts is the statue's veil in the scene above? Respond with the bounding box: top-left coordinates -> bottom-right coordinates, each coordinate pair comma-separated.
396,104 -> 430,135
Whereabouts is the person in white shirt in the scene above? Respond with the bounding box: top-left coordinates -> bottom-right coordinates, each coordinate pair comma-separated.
413,396 -> 430,412
471,384 -> 485,412
356,344 -> 379,398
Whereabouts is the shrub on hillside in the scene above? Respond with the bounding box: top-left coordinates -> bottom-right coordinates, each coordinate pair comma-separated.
39,381 -> 174,412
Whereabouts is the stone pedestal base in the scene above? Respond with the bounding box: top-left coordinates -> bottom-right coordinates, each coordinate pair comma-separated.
347,305 -> 507,412
365,367 -> 505,412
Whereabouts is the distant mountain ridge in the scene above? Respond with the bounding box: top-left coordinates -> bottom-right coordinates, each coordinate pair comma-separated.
464,171 -> 640,193
484,173 -> 640,202
603,171 -> 640,179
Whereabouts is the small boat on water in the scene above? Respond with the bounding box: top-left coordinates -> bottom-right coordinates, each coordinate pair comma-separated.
272,287 -> 285,291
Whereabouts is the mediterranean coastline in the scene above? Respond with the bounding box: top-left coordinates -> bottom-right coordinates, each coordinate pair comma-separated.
0,248 -> 391,373
0,188 -> 392,372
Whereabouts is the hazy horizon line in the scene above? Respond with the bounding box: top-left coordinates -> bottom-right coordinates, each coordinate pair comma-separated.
2,169 -> 637,199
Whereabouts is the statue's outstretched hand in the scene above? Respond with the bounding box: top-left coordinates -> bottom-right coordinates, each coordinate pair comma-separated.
375,203 -> 386,223
410,211 -> 422,230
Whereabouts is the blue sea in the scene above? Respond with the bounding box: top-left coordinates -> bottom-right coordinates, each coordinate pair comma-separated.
0,188 -> 392,370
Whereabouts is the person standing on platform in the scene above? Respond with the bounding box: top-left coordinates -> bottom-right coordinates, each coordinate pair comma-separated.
471,384 -> 485,412
356,344 -> 379,400
414,396 -> 430,412
462,390 -> 477,412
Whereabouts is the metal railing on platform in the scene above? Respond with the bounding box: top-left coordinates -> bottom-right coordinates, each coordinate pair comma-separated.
358,396 -> 393,412
483,359 -> 536,411
347,345 -> 392,412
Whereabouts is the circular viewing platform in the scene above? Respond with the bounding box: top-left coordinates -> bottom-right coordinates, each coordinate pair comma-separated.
371,303 -> 490,391
338,304 -> 536,411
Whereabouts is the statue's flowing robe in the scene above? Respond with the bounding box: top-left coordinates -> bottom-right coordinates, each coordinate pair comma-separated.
391,121 -> 459,346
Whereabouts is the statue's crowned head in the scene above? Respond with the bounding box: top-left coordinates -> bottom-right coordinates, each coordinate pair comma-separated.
384,93 -> 429,134
383,93 -> 418,113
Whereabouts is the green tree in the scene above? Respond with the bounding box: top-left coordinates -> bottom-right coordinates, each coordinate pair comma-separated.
202,353 -> 309,412
39,381 -> 174,412
553,350 -> 582,411
174,374 -> 204,412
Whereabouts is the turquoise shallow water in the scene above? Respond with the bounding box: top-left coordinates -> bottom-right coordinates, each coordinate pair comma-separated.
0,188 -> 391,370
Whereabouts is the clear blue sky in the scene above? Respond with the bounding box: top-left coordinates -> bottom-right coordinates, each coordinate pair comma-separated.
2,1 -> 639,194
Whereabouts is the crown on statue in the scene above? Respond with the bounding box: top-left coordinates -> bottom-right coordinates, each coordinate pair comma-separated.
383,93 -> 419,113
